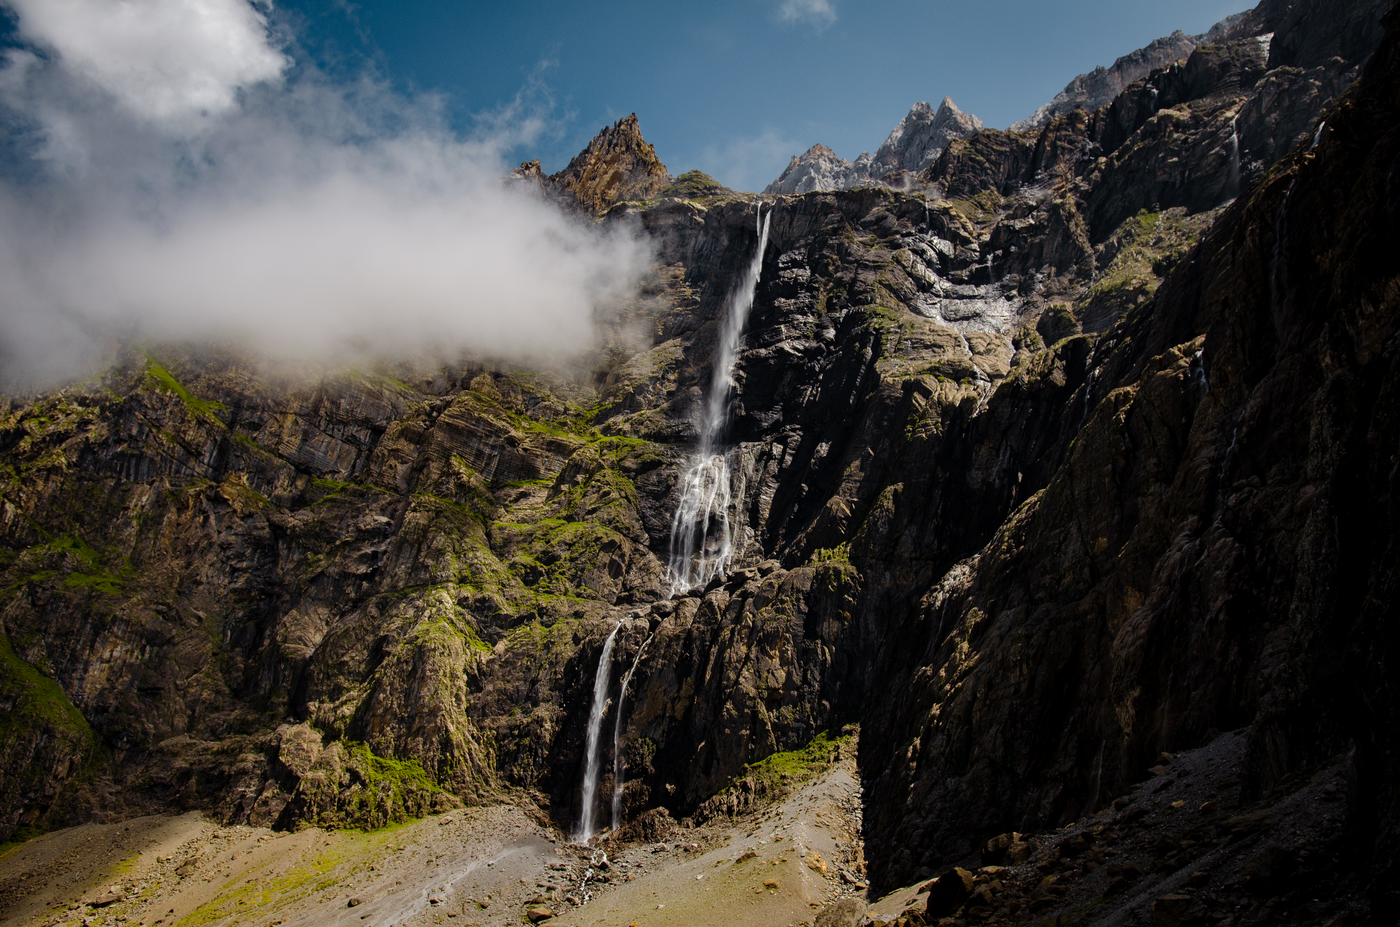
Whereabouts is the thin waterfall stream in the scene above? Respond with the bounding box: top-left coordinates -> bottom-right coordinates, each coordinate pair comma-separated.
575,619 -> 622,843
1228,115 -> 1242,198
611,629 -> 652,831
666,206 -> 772,595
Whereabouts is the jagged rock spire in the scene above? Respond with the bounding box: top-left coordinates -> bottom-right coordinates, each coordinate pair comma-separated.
763,98 -> 982,194
544,113 -> 671,213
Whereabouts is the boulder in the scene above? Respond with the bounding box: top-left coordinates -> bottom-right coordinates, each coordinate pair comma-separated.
87,888 -> 124,908
924,867 -> 976,919
1057,833 -> 1092,857
981,832 -> 1028,866
816,897 -> 868,927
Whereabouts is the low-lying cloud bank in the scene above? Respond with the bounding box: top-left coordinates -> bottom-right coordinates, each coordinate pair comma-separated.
0,0 -> 652,389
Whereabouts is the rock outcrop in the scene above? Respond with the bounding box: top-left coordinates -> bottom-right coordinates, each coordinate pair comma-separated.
866,98 -> 985,179
1006,0 -> 1390,133
1009,30 -> 1207,132
514,113 -> 671,213
763,143 -> 851,197
927,7 -> 1366,244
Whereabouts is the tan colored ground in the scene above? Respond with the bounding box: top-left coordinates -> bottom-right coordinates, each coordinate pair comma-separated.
550,761 -> 875,927
0,803 -> 569,927
0,754 -> 928,927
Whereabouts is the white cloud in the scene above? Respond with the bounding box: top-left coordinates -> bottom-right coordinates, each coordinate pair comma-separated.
778,0 -> 836,29
5,0 -> 287,127
0,4 -> 653,388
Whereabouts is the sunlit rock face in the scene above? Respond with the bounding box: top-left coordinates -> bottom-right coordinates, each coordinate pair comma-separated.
763,143 -> 851,196
1009,29 -> 1206,133
512,113 -> 672,212
4,0 -> 1400,919
867,98 -> 986,177
764,97 -> 983,195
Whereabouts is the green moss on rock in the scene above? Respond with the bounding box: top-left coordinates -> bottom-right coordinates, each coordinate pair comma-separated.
0,632 -> 98,841
144,357 -> 228,423
660,170 -> 733,199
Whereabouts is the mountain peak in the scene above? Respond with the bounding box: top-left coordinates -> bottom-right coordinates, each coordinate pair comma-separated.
764,99 -> 982,194
547,113 -> 671,213
764,143 -> 853,195
870,97 -> 984,175
1008,27 -> 1201,130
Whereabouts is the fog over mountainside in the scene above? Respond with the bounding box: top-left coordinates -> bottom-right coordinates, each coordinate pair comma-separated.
2,0 -> 1399,926
0,0 -> 651,389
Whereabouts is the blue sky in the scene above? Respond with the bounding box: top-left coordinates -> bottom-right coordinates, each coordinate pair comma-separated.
275,0 -> 1247,191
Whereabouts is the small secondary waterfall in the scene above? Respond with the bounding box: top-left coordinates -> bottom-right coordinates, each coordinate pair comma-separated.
576,620 -> 622,843
610,630 -> 652,831
1077,368 -> 1096,431
1227,115 -> 1242,198
666,206 -> 772,595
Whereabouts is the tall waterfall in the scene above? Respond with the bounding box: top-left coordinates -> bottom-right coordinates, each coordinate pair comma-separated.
575,620 -> 622,843
666,206 -> 772,595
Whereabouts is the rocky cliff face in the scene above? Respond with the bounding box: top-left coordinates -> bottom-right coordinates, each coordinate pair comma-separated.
927,2 -> 1372,250
858,0 -> 1400,910
764,98 -> 983,195
3,0 -> 1399,921
762,144 -> 850,197
1009,30 -> 1206,132
1010,0 -> 1390,134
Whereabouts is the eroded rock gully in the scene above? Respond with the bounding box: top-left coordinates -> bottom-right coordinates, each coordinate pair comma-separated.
2,0 -> 1399,923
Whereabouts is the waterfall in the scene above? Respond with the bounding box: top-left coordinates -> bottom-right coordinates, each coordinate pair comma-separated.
1228,115 -> 1242,199
1188,349 -> 1209,406
1218,426 -> 1239,505
610,630 -> 652,831
576,620 -> 622,843
666,206 -> 772,595
1077,368 -> 1096,431
1269,177 -> 1299,326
